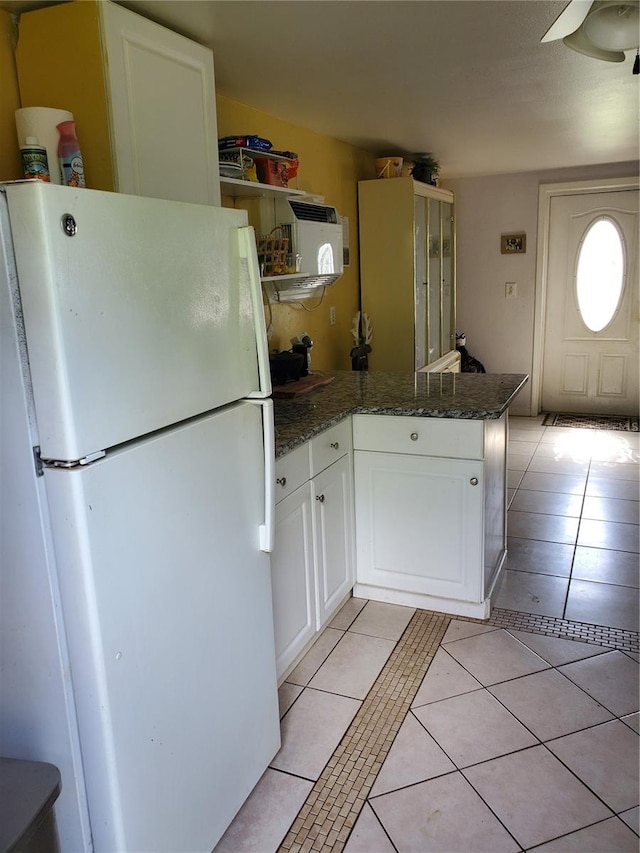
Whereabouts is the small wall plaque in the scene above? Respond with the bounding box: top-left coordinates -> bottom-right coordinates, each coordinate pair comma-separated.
501,233 -> 526,254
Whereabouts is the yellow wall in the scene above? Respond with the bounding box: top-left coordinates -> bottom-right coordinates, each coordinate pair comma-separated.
218,95 -> 375,370
15,1 -> 115,191
0,10 -> 22,182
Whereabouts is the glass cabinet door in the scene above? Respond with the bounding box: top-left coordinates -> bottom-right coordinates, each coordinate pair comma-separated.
427,198 -> 442,365
441,201 -> 455,357
413,194 -> 456,370
414,196 -> 428,370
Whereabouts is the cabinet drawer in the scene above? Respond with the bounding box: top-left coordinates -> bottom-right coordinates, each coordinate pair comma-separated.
352,414 -> 484,460
275,443 -> 310,503
309,418 -> 353,477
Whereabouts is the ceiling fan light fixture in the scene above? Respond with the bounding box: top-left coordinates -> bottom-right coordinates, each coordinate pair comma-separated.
582,1 -> 640,49
563,26 -> 627,60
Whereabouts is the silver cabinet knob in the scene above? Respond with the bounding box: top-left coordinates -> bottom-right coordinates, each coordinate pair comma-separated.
410,432 -> 419,441
470,477 -> 479,486
330,441 -> 340,449
316,494 -> 325,503
276,476 -> 287,487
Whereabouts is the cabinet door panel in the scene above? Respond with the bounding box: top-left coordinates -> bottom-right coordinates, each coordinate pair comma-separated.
441,202 -> 455,356
354,451 -> 483,602
101,1 -> 220,205
272,484 -> 315,678
312,456 -> 355,627
414,196 -> 428,370
427,197 -> 442,364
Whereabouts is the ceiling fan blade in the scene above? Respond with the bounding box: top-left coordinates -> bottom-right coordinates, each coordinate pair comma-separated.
541,0 -> 594,42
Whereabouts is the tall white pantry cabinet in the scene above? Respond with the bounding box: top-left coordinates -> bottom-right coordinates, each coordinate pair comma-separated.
16,0 -> 221,206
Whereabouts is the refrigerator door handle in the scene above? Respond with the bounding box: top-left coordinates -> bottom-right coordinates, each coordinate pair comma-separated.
239,226 -> 272,399
248,398 -> 275,553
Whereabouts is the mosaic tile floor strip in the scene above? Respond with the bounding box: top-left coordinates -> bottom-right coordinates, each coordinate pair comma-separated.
541,413 -> 639,431
278,609 -> 450,853
489,607 -> 639,654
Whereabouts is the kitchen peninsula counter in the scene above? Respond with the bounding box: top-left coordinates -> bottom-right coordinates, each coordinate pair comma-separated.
273,370 -> 528,457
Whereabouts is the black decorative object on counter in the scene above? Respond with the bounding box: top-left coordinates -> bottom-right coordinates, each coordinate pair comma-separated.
455,331 -> 486,373
350,344 -> 371,371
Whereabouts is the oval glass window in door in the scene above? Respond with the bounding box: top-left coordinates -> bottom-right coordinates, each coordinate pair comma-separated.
576,217 -> 625,332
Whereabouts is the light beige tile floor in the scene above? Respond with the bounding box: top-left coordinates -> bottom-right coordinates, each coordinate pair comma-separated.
497,418 -> 639,633
215,419 -> 639,852
361,623 -> 638,852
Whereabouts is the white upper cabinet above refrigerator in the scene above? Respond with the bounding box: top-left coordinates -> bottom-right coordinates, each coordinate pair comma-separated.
16,0 -> 221,205
5,183 -> 264,462
100,0 -> 221,205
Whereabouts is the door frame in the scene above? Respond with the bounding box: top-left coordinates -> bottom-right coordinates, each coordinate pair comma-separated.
531,176 -> 639,414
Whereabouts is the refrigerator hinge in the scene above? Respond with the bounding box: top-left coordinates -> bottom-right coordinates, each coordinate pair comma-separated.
33,446 -> 44,477
36,449 -> 106,473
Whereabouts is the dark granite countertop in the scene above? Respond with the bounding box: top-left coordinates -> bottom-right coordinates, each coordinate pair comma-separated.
273,370 -> 528,457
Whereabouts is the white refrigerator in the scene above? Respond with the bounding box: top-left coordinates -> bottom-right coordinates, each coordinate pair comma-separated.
0,181 -> 280,852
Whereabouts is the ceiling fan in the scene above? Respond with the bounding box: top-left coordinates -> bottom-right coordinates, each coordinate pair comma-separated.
541,0 -> 639,71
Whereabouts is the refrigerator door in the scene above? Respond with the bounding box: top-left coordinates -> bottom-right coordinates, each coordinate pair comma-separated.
42,401 -> 280,852
4,182 -> 269,462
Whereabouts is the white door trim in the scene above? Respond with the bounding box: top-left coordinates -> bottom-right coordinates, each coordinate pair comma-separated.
532,176 -> 639,415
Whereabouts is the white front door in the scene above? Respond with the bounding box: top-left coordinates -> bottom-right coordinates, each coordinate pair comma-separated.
541,188 -> 639,416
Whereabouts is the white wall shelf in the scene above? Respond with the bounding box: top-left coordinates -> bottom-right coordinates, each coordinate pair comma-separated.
219,177 -> 305,199
261,272 -> 309,284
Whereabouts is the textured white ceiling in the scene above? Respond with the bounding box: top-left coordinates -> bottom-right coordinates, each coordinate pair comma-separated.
11,0 -> 640,178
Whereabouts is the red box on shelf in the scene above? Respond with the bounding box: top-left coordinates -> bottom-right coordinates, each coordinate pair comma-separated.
254,158 -> 292,187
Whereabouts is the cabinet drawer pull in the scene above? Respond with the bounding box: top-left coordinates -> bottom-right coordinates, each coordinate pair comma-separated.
470,477 -> 479,486
316,494 -> 325,503
410,432 -> 419,441
330,441 -> 340,450
276,476 -> 287,487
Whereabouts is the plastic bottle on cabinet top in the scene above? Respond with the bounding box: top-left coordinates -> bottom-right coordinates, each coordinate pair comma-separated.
20,136 -> 50,182
56,120 -> 85,187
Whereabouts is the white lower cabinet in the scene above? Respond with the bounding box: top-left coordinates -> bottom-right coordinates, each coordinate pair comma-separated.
354,451 -> 483,602
272,482 -> 316,678
352,413 -> 508,619
272,421 -> 355,680
312,454 -> 355,627
271,411 -> 508,670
